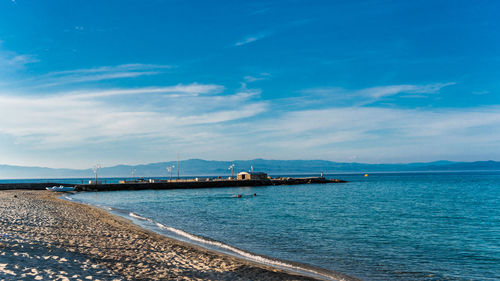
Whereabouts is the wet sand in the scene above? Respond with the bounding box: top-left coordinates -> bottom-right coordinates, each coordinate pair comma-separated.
0,190 -> 354,281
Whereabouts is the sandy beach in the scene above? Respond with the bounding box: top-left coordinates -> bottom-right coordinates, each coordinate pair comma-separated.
0,190 -> 353,281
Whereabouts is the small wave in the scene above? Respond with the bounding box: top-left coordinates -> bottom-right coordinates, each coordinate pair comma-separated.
61,194 -> 113,212
155,222 -> 298,267
129,212 -> 151,222
128,212 -> 341,281
66,197 -> 328,277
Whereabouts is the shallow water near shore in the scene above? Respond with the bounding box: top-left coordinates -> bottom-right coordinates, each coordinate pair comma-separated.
69,172 -> 500,280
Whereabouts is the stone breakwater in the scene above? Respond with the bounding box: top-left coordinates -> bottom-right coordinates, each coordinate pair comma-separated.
0,190 -> 332,281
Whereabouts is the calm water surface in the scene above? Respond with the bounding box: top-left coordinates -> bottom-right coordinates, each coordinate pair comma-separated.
70,172 -> 500,280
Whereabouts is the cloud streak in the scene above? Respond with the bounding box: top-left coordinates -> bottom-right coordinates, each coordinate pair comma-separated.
31,64 -> 173,88
357,83 -> 456,99
234,32 -> 271,46
299,82 -> 456,107
244,73 -> 271,82
64,83 -> 224,99
0,44 -> 38,73
233,18 -> 312,47
48,64 -> 172,75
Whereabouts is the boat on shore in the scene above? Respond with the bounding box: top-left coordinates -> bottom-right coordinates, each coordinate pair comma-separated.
46,185 -> 75,192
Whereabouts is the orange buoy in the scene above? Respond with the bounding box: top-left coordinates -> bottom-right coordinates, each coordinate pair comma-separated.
364,174 -> 369,177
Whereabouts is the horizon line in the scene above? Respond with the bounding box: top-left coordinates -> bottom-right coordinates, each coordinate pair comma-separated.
1,158 -> 499,170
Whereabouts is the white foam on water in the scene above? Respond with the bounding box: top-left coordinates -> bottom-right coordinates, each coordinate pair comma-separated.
61,194 -> 113,212
126,212 -> 339,281
129,212 -> 150,221
62,197 -> 345,280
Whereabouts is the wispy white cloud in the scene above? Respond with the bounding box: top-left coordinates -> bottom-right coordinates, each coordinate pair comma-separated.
61,83 -> 224,99
244,73 -> 271,82
233,18 -> 311,48
179,103 -> 268,125
0,44 -> 39,72
300,82 -> 456,106
6,54 -> 39,65
303,83 -> 455,98
357,83 -> 456,99
36,71 -> 160,88
234,32 -> 271,47
48,64 -> 172,75
249,7 -> 271,15
31,63 -> 173,88
234,36 -> 260,46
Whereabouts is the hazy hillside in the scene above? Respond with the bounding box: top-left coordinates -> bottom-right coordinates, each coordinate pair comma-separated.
1,159 -> 499,179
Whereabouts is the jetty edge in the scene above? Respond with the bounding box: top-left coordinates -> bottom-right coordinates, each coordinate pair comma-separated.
0,176 -> 346,191
0,182 -> 74,191
76,176 -> 346,191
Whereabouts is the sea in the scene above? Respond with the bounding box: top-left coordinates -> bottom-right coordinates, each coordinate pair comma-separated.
8,171 -> 499,280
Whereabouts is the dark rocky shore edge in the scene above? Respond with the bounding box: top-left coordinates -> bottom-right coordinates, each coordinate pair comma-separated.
0,190 -> 359,281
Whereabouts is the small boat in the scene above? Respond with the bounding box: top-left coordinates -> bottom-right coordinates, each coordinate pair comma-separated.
46,185 -> 75,192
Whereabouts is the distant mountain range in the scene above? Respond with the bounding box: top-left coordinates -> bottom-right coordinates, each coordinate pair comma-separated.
1,159 -> 500,179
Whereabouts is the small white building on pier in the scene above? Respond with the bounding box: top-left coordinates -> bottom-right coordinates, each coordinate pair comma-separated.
237,172 -> 268,180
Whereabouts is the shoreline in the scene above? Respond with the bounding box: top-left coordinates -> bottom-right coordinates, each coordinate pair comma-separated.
0,190 -> 359,281
75,198 -> 354,281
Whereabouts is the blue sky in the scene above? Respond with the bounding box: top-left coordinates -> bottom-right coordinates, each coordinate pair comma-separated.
0,0 -> 499,168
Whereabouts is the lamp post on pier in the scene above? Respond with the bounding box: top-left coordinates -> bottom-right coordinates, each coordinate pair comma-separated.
228,164 -> 235,178
92,164 -> 101,185
166,165 -> 175,181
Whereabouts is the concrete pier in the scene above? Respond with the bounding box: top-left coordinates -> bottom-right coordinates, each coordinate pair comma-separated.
0,183 -> 73,190
0,177 -> 346,191
75,177 -> 346,191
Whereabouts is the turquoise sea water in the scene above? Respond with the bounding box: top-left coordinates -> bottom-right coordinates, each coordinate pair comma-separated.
68,172 -> 500,280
